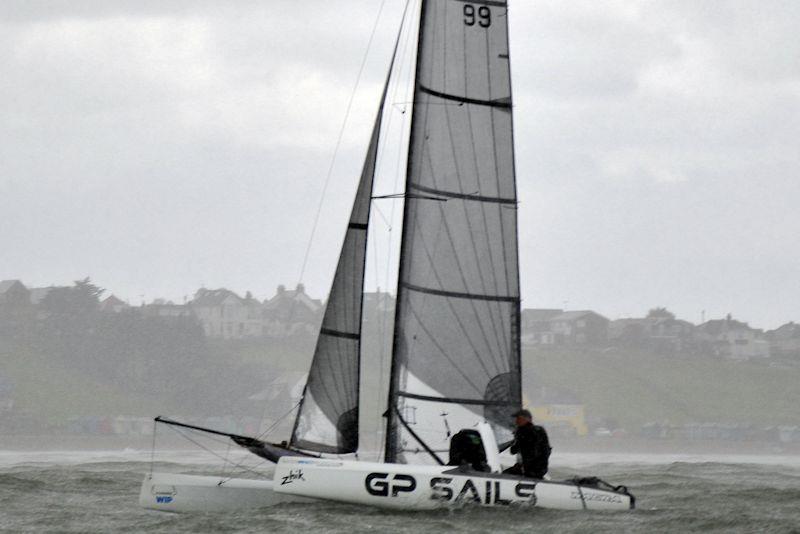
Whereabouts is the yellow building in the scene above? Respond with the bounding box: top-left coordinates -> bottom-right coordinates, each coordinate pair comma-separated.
530,404 -> 588,436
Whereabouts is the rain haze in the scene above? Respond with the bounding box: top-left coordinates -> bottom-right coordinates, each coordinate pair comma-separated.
2,0 -> 798,328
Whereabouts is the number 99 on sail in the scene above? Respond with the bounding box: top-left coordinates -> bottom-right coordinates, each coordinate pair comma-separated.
463,4 -> 491,28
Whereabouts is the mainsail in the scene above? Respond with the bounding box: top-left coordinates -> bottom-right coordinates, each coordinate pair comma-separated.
290,21 -> 404,454
385,0 -> 521,464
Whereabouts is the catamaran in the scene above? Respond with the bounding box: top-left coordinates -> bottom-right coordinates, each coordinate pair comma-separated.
141,0 -> 635,513
272,0 -> 633,512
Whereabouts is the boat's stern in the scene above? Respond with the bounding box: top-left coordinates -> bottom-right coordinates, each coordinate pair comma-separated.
139,472 -> 181,512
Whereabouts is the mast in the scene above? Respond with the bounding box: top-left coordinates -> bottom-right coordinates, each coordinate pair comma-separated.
290,10 -> 408,454
385,0 -> 521,464
385,0 -> 429,464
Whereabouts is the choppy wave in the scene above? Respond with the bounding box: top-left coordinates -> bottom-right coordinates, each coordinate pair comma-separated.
1,451 -> 798,533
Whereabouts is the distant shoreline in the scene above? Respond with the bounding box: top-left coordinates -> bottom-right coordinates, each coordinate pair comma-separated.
1,434 -> 798,457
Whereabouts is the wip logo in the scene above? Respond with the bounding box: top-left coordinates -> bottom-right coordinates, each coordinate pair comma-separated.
155,495 -> 173,504
281,469 -> 306,485
365,472 -> 417,497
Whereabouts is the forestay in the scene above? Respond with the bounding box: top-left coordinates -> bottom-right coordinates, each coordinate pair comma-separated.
290,31 -> 402,454
386,0 -> 521,464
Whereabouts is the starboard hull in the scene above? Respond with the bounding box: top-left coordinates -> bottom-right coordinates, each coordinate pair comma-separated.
273,457 -> 634,511
139,472 -> 313,513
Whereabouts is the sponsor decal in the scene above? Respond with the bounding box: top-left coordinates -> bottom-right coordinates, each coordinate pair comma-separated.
296,459 -> 342,467
515,481 -> 537,505
430,477 -> 535,506
367,474 -> 541,506
281,469 -> 306,485
456,479 -> 481,503
152,485 -> 176,505
570,491 -> 623,504
365,473 -> 417,497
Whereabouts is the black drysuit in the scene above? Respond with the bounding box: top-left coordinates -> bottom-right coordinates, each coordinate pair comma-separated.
504,422 -> 551,479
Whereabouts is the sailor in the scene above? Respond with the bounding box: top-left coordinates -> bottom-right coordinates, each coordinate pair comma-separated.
503,409 -> 551,479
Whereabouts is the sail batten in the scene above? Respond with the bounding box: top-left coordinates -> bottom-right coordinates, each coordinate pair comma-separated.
418,85 -> 512,108
407,182 -> 516,204
385,0 -> 521,464
401,281 -> 519,302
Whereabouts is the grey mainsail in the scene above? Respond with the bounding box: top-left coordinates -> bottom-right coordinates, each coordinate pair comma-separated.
289,22 -> 404,454
385,0 -> 521,464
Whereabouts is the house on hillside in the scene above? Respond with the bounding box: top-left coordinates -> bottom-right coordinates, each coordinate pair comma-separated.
99,295 -> 128,313
191,288 -> 263,339
697,315 -> 770,360
550,310 -> 609,345
141,299 -> 191,318
28,286 -> 58,306
521,309 -> 562,345
609,317 -> 697,354
0,280 -> 30,309
263,284 -> 322,337
363,290 -> 394,313
766,322 -> 800,357
362,291 -> 395,324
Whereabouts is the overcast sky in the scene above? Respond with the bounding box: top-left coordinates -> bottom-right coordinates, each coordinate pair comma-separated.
1,0 -> 798,329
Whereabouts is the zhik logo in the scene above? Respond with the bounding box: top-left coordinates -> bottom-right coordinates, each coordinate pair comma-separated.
281,469 -> 306,485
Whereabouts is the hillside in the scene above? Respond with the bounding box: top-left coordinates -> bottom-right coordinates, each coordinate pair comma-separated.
3,323 -> 798,437
523,346 -> 800,430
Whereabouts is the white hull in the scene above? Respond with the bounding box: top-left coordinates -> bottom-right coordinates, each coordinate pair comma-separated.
274,457 -> 634,511
139,472 -> 313,513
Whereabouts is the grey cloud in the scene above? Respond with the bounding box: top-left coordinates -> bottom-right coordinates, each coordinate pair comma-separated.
1,0 -> 798,329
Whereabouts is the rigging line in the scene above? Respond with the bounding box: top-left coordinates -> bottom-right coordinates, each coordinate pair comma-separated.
220,440 -> 232,480
298,0 -> 411,448
376,0 -> 417,460
149,419 -> 157,476
217,432 -> 297,485
297,0 -> 389,284
372,200 -> 393,229
394,404 -> 445,465
373,192 -> 446,201
373,0 -> 414,189
386,0 -> 429,463
167,425 -> 267,479
255,400 -> 301,441
216,454 -> 274,486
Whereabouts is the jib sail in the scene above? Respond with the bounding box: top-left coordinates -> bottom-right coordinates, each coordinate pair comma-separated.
290,23 -> 403,454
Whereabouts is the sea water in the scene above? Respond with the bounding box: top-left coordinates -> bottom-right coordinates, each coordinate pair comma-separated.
0,449 -> 798,533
